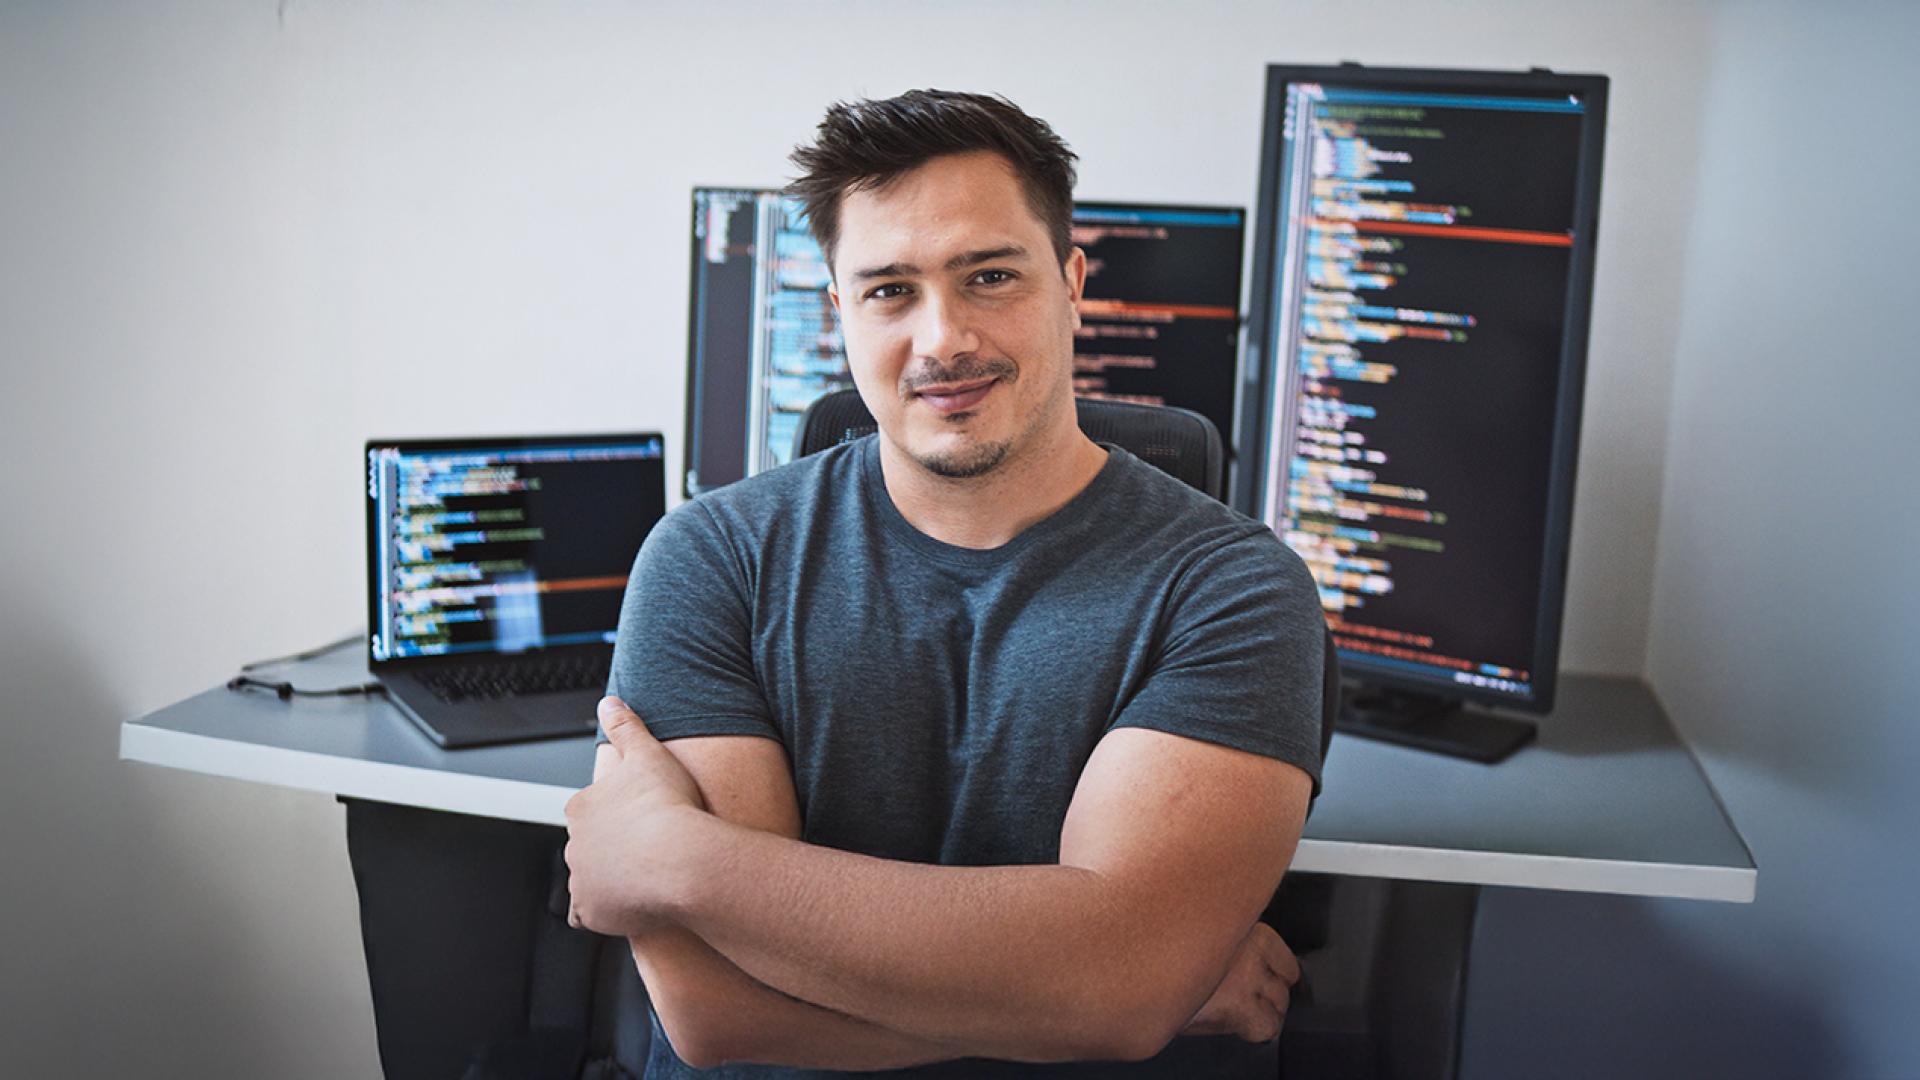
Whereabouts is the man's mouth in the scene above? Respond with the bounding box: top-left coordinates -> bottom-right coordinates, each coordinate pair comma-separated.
913,377 -> 998,415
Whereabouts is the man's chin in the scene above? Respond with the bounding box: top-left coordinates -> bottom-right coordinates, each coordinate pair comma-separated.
911,435 -> 1013,480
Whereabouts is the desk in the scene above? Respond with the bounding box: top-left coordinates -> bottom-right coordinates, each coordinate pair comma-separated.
119,640 -> 1756,902
119,640 -> 1754,1077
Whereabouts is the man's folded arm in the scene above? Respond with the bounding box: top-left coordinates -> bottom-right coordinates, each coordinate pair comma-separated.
610,737 -> 965,1071
657,725 -> 1312,1063
584,501 -> 1322,1063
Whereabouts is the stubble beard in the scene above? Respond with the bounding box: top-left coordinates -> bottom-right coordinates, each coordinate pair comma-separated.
901,355 -> 1023,480
916,431 -> 1013,479
912,374 -> 1076,481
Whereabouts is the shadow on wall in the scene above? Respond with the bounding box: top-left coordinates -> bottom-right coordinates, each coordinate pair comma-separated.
1528,675 -> 1676,759
0,600 -> 355,1079
1461,885 -> 1846,1080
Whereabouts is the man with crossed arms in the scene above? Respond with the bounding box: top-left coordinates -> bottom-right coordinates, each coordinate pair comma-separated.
566,89 -> 1325,1077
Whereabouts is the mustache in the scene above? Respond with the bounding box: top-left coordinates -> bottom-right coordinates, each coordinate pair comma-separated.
900,357 -> 1018,394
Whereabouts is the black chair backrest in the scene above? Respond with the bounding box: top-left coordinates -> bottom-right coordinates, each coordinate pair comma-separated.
794,389 -> 1225,501
792,387 -> 1336,806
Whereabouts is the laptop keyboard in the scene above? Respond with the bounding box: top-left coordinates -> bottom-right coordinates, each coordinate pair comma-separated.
418,653 -> 612,703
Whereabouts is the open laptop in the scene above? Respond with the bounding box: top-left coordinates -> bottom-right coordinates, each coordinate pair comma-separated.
365,433 -> 667,748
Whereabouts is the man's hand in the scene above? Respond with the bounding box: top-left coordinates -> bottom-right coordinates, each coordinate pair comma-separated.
564,697 -> 708,936
1179,922 -> 1300,1043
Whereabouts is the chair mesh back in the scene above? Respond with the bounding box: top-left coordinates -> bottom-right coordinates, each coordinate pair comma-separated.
1072,398 -> 1223,501
793,390 -> 1224,502
792,388 -> 1333,806
793,389 -> 880,458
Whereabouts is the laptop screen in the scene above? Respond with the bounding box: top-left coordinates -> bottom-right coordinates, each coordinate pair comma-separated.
365,434 -> 666,664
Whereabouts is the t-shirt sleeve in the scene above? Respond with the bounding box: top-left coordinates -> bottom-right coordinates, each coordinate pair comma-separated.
1109,529 -> 1326,795
599,499 -> 782,747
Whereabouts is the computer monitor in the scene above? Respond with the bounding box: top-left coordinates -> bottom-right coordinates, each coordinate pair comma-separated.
1236,63 -> 1608,761
683,189 -> 1245,496
364,434 -> 666,662
683,189 -> 838,495
1071,203 -> 1244,451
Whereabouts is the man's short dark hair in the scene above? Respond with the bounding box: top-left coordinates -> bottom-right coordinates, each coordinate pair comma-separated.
787,89 -> 1079,276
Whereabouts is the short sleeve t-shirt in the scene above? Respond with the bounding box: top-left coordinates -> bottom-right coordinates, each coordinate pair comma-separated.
607,436 -> 1325,1078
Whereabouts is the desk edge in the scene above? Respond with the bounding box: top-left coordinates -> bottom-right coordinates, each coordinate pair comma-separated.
120,723 -> 573,827
119,723 -> 1757,903
1292,838 -> 1756,903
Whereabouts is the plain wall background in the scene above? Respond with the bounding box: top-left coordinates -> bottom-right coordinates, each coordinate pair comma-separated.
0,1 -> 1910,1076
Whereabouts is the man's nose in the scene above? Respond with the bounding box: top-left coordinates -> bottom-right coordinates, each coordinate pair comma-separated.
912,290 -> 980,361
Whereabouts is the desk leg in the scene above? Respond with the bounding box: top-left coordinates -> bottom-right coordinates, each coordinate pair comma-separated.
1280,876 -> 1479,1080
1375,879 -> 1479,1079
341,798 -> 613,1079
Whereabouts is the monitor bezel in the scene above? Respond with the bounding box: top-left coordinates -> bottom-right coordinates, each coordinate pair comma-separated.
1073,199 -> 1246,226
1234,63 -> 1609,716
363,431 -> 666,671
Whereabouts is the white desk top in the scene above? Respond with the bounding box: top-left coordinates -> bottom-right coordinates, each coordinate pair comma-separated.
121,641 -> 1755,903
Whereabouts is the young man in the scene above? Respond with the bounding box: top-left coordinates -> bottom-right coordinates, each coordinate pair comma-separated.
566,90 -> 1326,1077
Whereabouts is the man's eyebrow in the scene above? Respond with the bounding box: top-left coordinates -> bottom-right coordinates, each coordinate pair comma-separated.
945,245 -> 1027,271
849,261 -> 917,282
848,246 -> 1030,282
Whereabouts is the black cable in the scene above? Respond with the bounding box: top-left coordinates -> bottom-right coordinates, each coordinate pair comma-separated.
226,674 -> 387,701
226,632 -> 385,702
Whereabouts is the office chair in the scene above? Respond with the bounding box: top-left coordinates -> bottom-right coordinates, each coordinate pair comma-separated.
794,388 -> 1226,501
796,391 -> 1470,1080
794,389 -> 1327,758
794,385 -> 1332,782
456,394 -> 1449,1080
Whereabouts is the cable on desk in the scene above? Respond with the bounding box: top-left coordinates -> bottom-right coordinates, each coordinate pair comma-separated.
226,675 -> 387,701
227,631 -> 386,701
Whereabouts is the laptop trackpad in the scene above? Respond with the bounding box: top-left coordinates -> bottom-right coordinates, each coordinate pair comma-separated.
513,688 -> 603,733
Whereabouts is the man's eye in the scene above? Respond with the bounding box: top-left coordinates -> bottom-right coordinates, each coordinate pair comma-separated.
974,269 -> 1015,286
867,283 -> 910,301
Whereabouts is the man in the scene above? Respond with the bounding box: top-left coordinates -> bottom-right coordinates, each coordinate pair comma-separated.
566,89 -> 1326,1077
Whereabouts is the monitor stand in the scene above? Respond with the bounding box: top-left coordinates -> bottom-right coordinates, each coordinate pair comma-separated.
1337,686 -> 1537,764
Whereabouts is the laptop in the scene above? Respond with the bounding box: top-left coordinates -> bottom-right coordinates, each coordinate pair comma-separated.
365,432 -> 667,748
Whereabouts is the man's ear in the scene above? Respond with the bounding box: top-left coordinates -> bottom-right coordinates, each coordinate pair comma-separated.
1065,246 -> 1087,328
827,280 -> 841,313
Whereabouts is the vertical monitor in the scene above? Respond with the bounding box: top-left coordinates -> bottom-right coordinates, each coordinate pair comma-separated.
1238,65 -> 1607,738
683,190 -> 1245,496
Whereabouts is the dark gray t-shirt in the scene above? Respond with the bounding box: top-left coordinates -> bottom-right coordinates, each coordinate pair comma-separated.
608,436 -> 1324,1078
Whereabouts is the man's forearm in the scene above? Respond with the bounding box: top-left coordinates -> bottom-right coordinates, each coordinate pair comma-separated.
654,809 -> 1227,1063
629,925 -> 963,1070
571,703 -> 1306,1064
589,731 -> 960,1070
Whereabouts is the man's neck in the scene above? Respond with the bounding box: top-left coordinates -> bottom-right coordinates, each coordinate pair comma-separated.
879,424 -> 1110,551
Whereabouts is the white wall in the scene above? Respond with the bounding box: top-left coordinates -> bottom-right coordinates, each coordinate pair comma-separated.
0,1 -> 1791,1076
1460,3 -> 1920,1077
1641,0 -> 1920,1072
